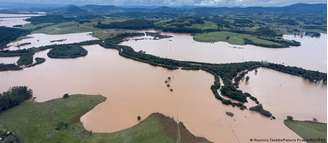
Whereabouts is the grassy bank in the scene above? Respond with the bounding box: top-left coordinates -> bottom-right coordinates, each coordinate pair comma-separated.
193,31 -> 299,48
0,95 -> 210,143
284,120 -> 327,143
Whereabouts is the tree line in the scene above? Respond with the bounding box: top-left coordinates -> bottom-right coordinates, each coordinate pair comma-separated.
0,86 -> 32,112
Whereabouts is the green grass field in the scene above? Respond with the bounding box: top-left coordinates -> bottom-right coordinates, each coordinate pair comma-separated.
284,120 -> 327,143
30,22 -> 99,34
0,95 -> 210,143
190,22 -> 218,31
193,31 -> 280,46
25,21 -> 134,40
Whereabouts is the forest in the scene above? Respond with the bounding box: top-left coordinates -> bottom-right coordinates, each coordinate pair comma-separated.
0,27 -> 29,49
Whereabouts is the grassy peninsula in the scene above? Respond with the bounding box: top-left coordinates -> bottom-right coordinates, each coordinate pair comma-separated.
0,94 -> 211,143
284,119 -> 326,143
193,31 -> 300,48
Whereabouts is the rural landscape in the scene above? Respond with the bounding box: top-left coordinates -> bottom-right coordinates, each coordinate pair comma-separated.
0,0 -> 326,143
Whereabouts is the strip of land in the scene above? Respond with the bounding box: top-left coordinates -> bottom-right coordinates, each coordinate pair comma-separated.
0,94 -> 211,143
284,120 -> 327,143
193,31 -> 300,48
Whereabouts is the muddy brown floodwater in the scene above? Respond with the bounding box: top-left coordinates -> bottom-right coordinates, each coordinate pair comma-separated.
121,32 -> 327,72
0,13 -> 42,27
0,44 -> 302,143
239,68 -> 327,123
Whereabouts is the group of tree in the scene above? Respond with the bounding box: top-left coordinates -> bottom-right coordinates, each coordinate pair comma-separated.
249,104 -> 275,119
0,64 -> 22,71
0,27 -> 29,49
16,53 -> 34,66
0,86 -> 32,112
96,19 -> 155,30
47,45 -> 88,59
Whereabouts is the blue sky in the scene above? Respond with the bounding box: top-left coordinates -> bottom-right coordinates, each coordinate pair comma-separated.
1,0 -> 326,7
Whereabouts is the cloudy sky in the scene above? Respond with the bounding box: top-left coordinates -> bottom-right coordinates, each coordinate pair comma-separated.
1,0 -> 326,7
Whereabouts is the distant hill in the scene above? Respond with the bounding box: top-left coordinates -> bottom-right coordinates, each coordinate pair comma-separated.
43,3 -> 326,17
49,5 -> 91,16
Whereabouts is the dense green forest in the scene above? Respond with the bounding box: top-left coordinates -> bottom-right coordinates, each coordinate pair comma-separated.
0,27 -> 29,49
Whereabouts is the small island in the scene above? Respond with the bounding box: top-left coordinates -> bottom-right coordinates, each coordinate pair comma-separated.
47,45 -> 88,59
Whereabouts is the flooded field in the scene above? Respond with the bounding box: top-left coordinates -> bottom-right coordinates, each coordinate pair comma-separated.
122,33 -> 327,72
5,32 -> 98,50
0,13 -> 41,27
0,56 -> 19,64
0,44 -> 304,143
0,30 -> 326,143
239,68 -> 327,122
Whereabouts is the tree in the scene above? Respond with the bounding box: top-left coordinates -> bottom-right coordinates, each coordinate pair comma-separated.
286,115 -> 294,121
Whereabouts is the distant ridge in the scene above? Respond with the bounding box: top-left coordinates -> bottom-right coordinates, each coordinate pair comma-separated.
42,3 -> 326,17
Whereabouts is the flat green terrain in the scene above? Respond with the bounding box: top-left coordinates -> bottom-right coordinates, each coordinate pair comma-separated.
25,20 -> 133,40
193,31 -> 279,46
189,22 -> 218,31
0,95 -> 210,143
284,120 -> 327,143
31,22 -> 98,34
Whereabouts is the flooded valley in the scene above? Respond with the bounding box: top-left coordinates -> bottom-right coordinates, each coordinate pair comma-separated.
240,68 -> 327,122
0,30 -> 326,143
0,13 -> 42,27
122,33 -> 327,72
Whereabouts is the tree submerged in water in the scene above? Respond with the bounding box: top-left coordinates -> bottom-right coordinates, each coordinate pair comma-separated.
245,76 -> 250,82
63,93 -> 70,99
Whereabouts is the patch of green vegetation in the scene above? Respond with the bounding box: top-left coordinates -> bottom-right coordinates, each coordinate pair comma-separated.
249,104 -> 274,119
16,53 -> 33,66
193,31 -> 286,47
284,120 -> 327,143
190,22 -> 218,31
47,45 -> 88,59
193,31 -> 301,48
0,27 -> 30,49
0,64 -> 22,71
0,95 -> 210,143
92,29 -> 134,40
26,15 -> 74,25
194,31 -> 246,44
96,19 -> 155,30
32,22 -> 99,34
0,86 -> 32,113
